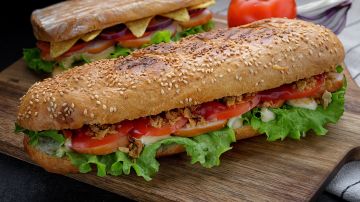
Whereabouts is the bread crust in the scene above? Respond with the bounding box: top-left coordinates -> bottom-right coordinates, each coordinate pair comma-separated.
17,18 -> 344,131
31,0 -> 210,42
24,136 -> 78,174
24,126 -> 259,174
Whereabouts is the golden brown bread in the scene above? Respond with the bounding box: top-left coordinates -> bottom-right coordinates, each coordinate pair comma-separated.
31,0 -> 210,42
24,126 -> 259,174
17,18 -> 345,131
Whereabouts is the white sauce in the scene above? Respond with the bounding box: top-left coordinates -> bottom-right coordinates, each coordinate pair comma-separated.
227,116 -> 243,129
139,135 -> 171,145
287,97 -> 318,110
260,108 -> 276,122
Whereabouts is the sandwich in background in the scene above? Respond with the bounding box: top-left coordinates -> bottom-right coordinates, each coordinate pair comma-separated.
24,0 -> 215,75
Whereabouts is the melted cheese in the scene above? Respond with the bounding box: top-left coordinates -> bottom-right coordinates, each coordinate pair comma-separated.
81,30 -> 102,42
260,108 -> 275,122
140,135 -> 171,145
287,98 -> 318,110
50,37 -> 79,58
189,0 -> 216,10
161,8 -> 190,22
125,17 -> 153,38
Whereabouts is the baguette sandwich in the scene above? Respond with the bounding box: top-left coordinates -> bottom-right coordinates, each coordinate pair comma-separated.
16,18 -> 346,181
23,0 -> 215,75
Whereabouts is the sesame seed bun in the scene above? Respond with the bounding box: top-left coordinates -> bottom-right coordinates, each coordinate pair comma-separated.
17,18 -> 344,131
24,126 -> 259,174
31,0 -> 211,42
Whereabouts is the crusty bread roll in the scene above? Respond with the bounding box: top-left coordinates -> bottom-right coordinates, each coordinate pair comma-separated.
17,18 -> 344,131
31,0 -> 210,42
24,126 -> 259,174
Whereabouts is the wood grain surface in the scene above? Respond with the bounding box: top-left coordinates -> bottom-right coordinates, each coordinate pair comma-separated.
1,17 -> 360,201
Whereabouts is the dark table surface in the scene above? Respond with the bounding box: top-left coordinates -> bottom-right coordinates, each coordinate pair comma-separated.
0,1 -> 343,201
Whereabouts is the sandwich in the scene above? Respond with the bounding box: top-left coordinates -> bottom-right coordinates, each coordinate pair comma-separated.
23,0 -> 215,75
16,18 -> 346,181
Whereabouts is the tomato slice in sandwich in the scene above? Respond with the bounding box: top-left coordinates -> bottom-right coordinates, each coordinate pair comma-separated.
130,117 -> 188,138
258,74 -> 325,101
71,129 -> 129,155
195,97 -> 259,121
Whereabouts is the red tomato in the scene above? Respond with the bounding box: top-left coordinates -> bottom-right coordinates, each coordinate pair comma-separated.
175,120 -> 227,137
179,9 -> 213,28
71,130 -> 129,155
130,117 -> 188,138
258,74 -> 325,101
227,0 -> 297,27
195,97 -> 259,121
36,41 -> 50,54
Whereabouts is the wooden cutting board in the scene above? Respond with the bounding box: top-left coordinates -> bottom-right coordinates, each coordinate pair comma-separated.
1,16 -> 360,201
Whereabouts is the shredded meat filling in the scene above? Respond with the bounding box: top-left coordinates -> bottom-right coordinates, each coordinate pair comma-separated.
128,140 -> 144,158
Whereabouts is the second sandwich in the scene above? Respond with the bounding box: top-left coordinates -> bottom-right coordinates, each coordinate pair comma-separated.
24,0 -> 215,75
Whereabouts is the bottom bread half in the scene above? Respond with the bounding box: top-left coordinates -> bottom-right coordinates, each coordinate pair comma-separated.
24,126 -> 259,174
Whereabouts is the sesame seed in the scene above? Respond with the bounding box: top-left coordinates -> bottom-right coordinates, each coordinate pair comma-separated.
102,105 -> 107,110
90,113 -> 94,118
96,101 -> 101,105
83,109 -> 88,115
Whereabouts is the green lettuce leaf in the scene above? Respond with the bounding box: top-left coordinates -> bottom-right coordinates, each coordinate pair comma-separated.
150,30 -> 172,44
65,127 -> 235,181
172,20 -> 215,41
23,48 -> 55,73
243,80 -> 346,141
109,45 -> 132,59
15,124 -> 64,146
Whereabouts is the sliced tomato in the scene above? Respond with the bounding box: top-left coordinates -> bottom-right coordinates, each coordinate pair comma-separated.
71,40 -> 114,55
117,23 -> 177,48
116,120 -> 134,135
62,130 -> 72,139
174,120 -> 227,137
179,9 -> 212,28
71,130 -> 129,155
189,9 -> 206,18
258,74 -> 325,101
36,41 -> 50,54
195,97 -> 259,121
130,117 -> 188,138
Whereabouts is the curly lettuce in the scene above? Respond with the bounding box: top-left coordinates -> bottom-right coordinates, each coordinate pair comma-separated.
66,127 -> 235,181
172,20 -> 215,41
108,45 -> 131,59
23,48 -> 55,73
243,80 -> 346,141
15,123 -> 64,146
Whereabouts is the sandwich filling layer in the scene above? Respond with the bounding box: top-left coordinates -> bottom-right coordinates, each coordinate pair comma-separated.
16,67 -> 346,180
24,8 -> 214,74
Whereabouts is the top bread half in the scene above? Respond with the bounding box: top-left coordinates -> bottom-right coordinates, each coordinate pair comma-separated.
17,18 -> 345,131
31,0 -> 211,42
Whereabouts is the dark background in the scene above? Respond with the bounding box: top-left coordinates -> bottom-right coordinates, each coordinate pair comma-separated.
0,1 -> 343,202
